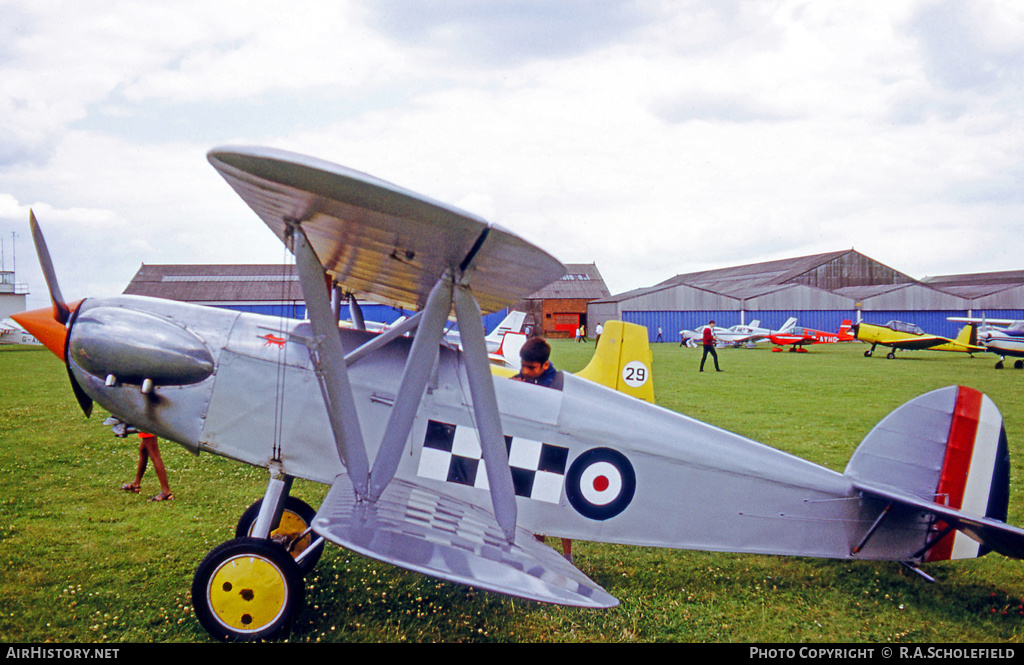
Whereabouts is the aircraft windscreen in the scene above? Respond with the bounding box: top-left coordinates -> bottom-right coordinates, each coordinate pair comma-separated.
884,321 -> 924,335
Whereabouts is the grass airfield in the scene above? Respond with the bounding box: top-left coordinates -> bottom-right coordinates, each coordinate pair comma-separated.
2,338 -> 1024,643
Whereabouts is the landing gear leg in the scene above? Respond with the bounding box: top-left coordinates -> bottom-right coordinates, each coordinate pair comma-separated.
864,344 -> 875,358
193,468 -> 322,640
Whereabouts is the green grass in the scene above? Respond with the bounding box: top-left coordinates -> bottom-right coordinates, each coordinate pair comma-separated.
3,340 -> 1024,642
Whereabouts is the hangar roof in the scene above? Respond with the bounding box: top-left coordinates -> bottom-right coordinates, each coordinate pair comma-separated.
592,249 -> 1019,310
524,263 -> 610,300
123,264 -> 302,304
125,262 -> 609,306
922,270 -> 1024,299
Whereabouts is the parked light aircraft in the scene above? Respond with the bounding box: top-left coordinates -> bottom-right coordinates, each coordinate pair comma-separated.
852,320 -> 984,359
680,318 -> 796,347
444,310 -> 527,353
949,316 -> 1024,369
14,146 -> 1024,641
348,310 -> 528,368
0,318 -> 39,345
769,320 -> 854,352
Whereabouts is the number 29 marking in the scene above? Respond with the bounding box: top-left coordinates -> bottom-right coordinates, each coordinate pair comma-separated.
622,360 -> 649,387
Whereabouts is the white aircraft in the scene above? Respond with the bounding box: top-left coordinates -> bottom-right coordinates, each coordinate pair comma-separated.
14,147 -> 1024,642
949,316 -> 1024,369
0,318 -> 40,345
346,310 -> 527,368
680,317 -> 796,347
442,310 -> 527,354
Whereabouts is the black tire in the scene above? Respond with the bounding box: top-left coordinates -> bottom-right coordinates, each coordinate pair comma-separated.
192,537 -> 304,642
235,497 -> 323,573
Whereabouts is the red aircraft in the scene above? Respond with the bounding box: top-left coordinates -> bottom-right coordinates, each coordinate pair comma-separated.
769,320 -> 854,352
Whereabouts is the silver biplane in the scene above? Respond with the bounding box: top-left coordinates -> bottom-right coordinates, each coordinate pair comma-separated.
15,146 -> 1024,641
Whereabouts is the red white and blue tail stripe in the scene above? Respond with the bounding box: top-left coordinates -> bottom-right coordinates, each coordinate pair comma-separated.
846,385 -> 1023,561
926,387 -> 1011,560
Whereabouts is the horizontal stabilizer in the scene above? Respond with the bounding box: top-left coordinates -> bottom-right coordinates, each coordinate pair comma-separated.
313,474 -> 619,608
853,479 -> 1024,559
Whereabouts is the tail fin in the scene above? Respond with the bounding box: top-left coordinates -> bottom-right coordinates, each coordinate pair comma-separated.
779,317 -> 797,333
486,311 -> 526,344
491,331 -> 527,369
838,320 -> 852,335
955,322 -> 978,347
845,386 -> 1020,560
576,321 -> 654,402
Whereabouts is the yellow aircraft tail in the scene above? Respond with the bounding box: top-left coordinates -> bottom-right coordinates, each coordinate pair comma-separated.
576,320 -> 655,402
954,322 -> 978,347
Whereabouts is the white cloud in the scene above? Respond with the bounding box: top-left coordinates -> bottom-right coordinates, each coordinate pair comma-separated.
1,0 -> 1023,304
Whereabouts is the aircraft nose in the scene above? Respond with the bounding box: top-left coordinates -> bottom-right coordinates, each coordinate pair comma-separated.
11,305 -> 73,360
68,306 -> 215,389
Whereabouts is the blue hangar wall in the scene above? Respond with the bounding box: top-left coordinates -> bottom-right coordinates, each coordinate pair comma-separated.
624,309 -> 1024,343
214,303 -> 511,334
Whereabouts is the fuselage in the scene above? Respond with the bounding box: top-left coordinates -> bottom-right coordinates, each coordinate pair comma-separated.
66,294 -> 933,561
982,329 -> 1024,358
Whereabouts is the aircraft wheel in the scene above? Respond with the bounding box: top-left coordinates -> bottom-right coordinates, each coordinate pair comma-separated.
886,352 -> 896,359
1016,360 -> 1024,370
995,360 -> 1004,369
864,349 -> 872,357
192,537 -> 304,642
236,497 -> 323,574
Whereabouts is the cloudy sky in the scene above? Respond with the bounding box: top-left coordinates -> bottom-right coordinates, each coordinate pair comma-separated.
2,0 -> 1023,311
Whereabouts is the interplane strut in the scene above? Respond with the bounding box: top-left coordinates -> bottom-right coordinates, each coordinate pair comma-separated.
290,223 -> 371,499
289,220 -> 517,541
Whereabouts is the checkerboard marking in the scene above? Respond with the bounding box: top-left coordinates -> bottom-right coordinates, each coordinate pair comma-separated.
417,420 -> 568,504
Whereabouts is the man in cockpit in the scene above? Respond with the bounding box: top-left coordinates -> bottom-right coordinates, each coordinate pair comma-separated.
512,336 -> 564,390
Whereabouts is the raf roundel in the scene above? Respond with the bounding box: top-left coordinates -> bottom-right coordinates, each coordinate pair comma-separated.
566,448 -> 636,520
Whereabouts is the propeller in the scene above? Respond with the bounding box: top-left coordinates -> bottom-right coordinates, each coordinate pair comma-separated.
11,211 -> 93,416
29,210 -> 70,325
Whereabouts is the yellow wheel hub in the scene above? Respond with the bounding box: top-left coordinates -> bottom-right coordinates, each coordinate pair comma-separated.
273,511 -> 312,556
208,553 -> 289,631
247,509 -> 312,560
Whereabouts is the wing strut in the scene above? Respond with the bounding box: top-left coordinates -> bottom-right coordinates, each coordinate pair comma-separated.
343,312 -> 422,366
290,224 -> 371,499
368,274 -> 453,500
453,283 -> 517,542
289,221 -> 518,541
348,293 -> 365,330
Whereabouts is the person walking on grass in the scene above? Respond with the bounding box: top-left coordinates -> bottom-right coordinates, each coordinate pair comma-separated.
700,320 -> 722,372
121,432 -> 174,501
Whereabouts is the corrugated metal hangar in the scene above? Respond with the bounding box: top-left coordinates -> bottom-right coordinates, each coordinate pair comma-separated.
587,250 -> 1024,342
123,263 -> 547,332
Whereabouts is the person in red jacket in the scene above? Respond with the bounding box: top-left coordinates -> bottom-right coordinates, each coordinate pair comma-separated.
700,320 -> 722,372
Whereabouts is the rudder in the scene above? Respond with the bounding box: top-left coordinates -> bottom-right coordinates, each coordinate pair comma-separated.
845,386 -> 1011,560
576,320 -> 654,402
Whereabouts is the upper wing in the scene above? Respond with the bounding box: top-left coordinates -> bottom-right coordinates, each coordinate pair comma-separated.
208,146 -> 565,314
